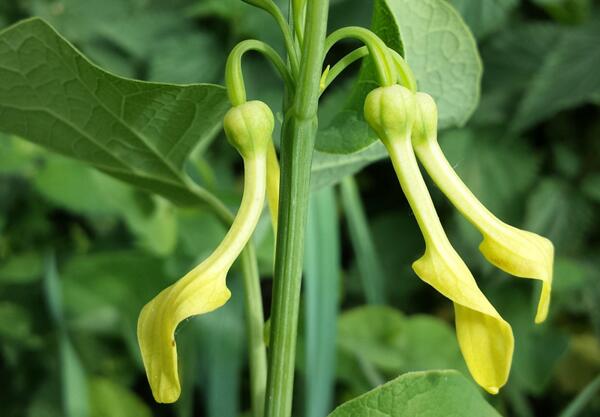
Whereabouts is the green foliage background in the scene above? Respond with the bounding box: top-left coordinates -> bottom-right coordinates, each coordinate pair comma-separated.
0,0 -> 599,416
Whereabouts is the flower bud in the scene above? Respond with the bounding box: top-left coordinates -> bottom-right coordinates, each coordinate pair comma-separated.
363,85 -> 415,142
412,92 -> 438,145
224,100 -> 274,158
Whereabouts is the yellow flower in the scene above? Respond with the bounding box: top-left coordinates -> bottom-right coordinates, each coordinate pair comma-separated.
364,85 -> 514,393
411,92 -> 553,323
137,101 -> 273,403
266,139 -> 280,234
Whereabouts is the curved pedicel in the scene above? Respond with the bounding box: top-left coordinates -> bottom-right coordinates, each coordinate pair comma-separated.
364,85 -> 514,394
137,101 -> 273,403
412,92 -> 553,324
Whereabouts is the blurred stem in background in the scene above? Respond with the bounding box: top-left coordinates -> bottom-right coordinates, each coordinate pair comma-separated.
304,187 -> 340,417
45,254 -> 90,417
340,176 -> 387,305
559,375 -> 600,417
265,1 -> 330,417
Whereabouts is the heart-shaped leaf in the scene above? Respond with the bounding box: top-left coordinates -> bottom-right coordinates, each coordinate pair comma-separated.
327,370 -> 501,417
0,18 -> 230,205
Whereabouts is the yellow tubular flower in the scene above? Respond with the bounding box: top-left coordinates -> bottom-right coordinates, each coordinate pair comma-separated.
137,101 -> 273,403
266,139 -> 280,234
364,85 -> 514,394
411,92 -> 553,323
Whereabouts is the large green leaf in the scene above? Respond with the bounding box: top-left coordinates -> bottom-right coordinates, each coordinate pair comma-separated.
374,0 -> 481,129
311,143 -> 387,190
327,370 -> 501,417
0,18 -> 229,205
337,306 -> 467,375
89,378 -> 152,417
512,21 -> 600,131
60,251 -> 169,335
449,0 -> 519,39
525,178 -> 595,254
474,22 -> 564,126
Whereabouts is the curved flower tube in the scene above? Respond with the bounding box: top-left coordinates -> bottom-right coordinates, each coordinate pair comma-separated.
364,85 -> 514,394
411,93 -> 553,323
266,139 -> 280,233
137,101 -> 273,403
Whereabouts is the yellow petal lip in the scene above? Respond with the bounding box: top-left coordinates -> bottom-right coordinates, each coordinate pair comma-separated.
137,270 -> 231,403
413,246 -> 514,393
479,226 -> 554,323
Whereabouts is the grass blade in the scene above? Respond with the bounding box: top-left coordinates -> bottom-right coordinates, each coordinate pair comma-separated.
559,375 -> 600,417
44,254 -> 90,417
340,176 -> 386,304
304,186 -> 341,417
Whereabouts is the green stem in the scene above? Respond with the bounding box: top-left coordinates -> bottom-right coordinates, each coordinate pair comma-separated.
271,5 -> 301,76
292,0 -> 306,45
239,244 -> 267,417
324,26 -> 395,86
389,49 -> 417,92
320,46 -> 368,94
226,39 -> 294,106
265,1 -> 329,417
319,46 -> 416,95
243,1 -> 300,76
192,187 -> 267,417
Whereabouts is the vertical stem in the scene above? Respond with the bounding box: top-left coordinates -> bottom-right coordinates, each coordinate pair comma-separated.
265,1 -> 329,417
240,245 -> 267,417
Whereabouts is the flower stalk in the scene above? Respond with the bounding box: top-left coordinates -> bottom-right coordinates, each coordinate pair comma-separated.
264,1 -> 330,417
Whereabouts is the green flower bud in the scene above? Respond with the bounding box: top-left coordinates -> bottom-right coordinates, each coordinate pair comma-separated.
363,85 -> 416,143
224,100 -> 274,158
412,92 -> 438,144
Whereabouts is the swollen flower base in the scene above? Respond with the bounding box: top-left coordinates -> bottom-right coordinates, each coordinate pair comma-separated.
364,85 -> 554,394
137,101 -> 274,403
